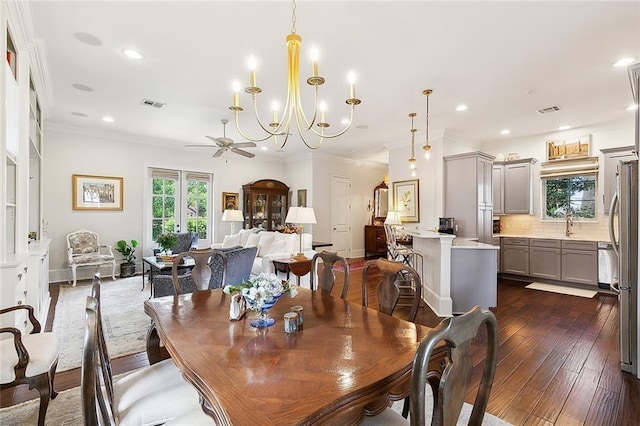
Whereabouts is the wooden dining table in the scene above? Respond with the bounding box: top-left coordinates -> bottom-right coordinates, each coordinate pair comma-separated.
144,288 -> 446,425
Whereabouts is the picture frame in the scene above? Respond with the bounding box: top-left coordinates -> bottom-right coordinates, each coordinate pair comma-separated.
546,134 -> 591,161
392,179 -> 420,223
222,192 -> 239,212
72,174 -> 123,211
297,189 -> 307,207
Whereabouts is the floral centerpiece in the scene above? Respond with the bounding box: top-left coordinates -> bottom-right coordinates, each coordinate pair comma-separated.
223,273 -> 297,328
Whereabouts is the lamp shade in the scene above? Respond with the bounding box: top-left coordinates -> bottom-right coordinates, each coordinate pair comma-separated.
385,211 -> 402,225
222,209 -> 244,222
285,207 -> 316,224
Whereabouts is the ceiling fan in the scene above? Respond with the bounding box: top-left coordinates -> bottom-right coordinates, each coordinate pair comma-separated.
186,119 -> 257,159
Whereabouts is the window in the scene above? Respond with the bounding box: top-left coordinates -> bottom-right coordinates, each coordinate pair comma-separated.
150,169 -> 212,245
543,175 -> 596,219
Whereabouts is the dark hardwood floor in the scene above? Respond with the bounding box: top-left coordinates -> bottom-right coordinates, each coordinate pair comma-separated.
2,260 -> 639,425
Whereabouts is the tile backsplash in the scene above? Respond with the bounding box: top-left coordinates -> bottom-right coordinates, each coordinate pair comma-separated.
498,214 -> 611,242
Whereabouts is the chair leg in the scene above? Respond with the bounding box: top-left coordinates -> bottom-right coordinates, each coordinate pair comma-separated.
111,260 -> 116,281
49,360 -> 59,399
30,374 -> 52,426
72,265 -> 77,287
401,396 -> 410,418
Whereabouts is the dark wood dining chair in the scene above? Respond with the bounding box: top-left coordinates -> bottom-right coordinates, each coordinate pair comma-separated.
82,275 -> 205,425
0,305 -> 59,426
362,258 -> 422,322
361,306 -> 499,425
171,248 -> 218,294
310,251 -> 350,299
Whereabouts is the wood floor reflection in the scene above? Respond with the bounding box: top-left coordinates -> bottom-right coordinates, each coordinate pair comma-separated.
2,260 -> 638,425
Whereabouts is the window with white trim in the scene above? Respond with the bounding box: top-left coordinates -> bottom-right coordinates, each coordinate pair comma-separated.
541,157 -> 598,220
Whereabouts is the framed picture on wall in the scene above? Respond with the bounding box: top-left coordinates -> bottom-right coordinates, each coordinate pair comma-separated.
297,189 -> 307,207
72,174 -> 123,210
392,179 -> 420,223
222,192 -> 239,212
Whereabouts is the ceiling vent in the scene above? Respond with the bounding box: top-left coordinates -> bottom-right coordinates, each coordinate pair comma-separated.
536,105 -> 560,114
141,99 -> 166,109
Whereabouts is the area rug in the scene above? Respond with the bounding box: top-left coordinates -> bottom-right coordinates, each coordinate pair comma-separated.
334,260 -> 366,272
53,275 -> 150,371
525,282 -> 597,298
389,397 -> 512,425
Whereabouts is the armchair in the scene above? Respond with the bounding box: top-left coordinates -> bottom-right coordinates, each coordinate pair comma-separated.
66,229 -> 116,286
0,305 -> 59,426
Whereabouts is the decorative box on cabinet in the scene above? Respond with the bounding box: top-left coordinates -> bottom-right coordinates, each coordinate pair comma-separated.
601,146 -> 636,214
364,225 -> 386,258
242,179 -> 289,231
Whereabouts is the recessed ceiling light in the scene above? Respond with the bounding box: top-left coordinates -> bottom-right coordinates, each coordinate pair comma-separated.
261,146 -> 268,151
71,112 -> 88,117
626,104 -> 638,111
500,129 -> 511,135
123,49 -> 144,60
456,105 -> 468,112
102,116 -> 114,123
613,57 -> 635,67
356,124 -> 369,129
72,83 -> 94,92
73,32 -> 102,46
558,124 -> 572,131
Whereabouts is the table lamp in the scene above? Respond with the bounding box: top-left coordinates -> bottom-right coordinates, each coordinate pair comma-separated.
285,206 -> 317,261
222,209 -> 244,234
384,211 -> 402,226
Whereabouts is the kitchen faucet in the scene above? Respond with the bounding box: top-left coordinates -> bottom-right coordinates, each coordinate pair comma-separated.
565,213 -> 573,237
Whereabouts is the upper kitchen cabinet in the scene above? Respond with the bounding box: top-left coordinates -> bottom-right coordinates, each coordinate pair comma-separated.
444,152 -> 494,244
601,146 -> 636,215
493,158 -> 537,215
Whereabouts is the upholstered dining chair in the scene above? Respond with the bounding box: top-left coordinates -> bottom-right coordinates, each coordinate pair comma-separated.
362,258 -> 422,323
360,306 -> 499,426
310,251 -> 350,299
82,275 -> 205,425
0,305 -> 59,426
66,229 -> 116,286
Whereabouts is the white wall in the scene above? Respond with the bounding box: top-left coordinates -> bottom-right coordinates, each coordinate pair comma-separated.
44,125 -> 287,282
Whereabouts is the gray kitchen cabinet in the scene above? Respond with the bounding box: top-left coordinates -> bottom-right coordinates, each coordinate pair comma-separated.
444,152 -> 494,244
601,146 -> 635,214
503,159 -> 537,214
492,165 -> 504,215
501,237 -> 529,276
561,240 -> 598,285
529,239 -> 562,280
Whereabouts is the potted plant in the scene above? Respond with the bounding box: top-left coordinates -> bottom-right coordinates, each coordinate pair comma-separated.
115,239 -> 138,278
156,233 -> 177,254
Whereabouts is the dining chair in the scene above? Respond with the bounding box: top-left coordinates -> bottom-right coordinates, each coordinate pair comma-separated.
360,305 -> 499,426
362,258 -> 422,322
384,224 -> 423,271
82,275 -> 205,425
0,305 -> 59,426
310,251 -> 350,299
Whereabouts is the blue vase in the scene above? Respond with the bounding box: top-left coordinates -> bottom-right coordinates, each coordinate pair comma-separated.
246,297 -> 280,328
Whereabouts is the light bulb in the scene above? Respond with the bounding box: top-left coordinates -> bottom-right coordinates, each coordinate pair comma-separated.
319,101 -> 327,112
347,72 -> 356,85
424,150 -> 431,160
411,169 -> 417,177
271,101 -> 280,112
248,55 -> 257,71
232,80 -> 241,93
310,46 -> 319,62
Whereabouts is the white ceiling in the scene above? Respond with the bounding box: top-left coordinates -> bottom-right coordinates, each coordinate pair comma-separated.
27,1 -> 640,165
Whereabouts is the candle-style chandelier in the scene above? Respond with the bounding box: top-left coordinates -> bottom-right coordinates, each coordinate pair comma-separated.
228,0 -> 361,150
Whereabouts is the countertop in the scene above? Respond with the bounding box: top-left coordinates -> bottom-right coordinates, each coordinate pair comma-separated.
494,233 -> 608,243
452,238 -> 500,250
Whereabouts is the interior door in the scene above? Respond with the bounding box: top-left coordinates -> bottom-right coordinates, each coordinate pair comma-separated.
331,176 -> 351,257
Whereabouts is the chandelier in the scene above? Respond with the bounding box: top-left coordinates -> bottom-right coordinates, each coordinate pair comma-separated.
422,89 -> 433,159
408,112 -> 418,177
228,0 -> 361,150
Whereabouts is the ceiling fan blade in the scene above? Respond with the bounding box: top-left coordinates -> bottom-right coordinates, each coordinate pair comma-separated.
231,148 -> 255,158
233,142 -> 257,148
212,149 -> 225,158
185,144 -> 218,148
205,135 -> 224,146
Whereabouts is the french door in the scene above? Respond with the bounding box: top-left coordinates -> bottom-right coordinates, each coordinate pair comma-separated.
150,168 -> 212,247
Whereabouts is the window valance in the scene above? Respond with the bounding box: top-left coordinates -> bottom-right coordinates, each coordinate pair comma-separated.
540,157 -> 599,178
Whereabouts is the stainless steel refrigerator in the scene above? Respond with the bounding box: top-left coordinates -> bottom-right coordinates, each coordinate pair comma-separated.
609,160 -> 638,375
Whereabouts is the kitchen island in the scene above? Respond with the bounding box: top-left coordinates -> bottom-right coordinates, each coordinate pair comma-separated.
406,231 -> 499,316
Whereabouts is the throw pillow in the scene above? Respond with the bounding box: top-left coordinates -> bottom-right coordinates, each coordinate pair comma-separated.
257,232 -> 276,257
245,233 -> 261,248
266,239 -> 288,256
238,229 -> 253,246
221,234 -> 241,248
274,232 -> 297,254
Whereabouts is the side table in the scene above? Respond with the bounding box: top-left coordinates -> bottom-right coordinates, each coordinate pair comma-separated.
272,258 -> 312,286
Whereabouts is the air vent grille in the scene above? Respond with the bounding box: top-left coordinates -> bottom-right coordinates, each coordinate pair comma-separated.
536,106 -> 560,114
141,99 -> 166,109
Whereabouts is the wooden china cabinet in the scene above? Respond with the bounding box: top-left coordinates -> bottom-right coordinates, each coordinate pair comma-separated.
242,179 -> 289,230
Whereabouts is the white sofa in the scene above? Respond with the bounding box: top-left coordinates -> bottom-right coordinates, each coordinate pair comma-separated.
213,229 -> 315,287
